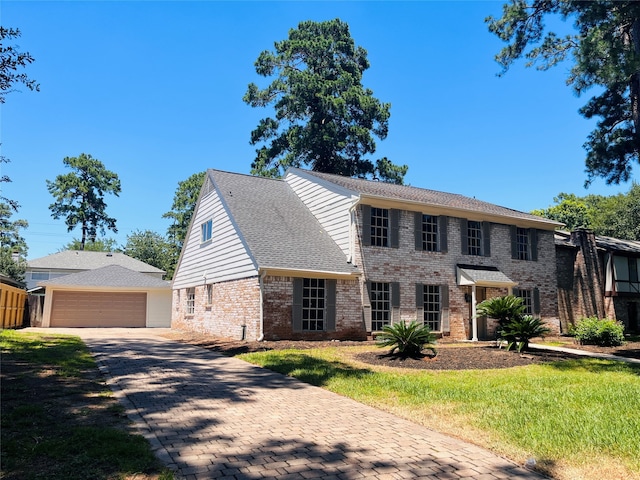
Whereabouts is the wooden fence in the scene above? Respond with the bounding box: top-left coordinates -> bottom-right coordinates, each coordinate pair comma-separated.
0,283 -> 27,329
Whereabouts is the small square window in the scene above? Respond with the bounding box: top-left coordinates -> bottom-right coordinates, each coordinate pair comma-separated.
201,219 -> 212,243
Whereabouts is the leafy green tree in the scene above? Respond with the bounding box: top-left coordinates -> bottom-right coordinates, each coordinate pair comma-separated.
163,171 -> 205,261
531,193 -> 593,231
1,27 -> 39,212
0,27 -> 40,103
122,230 -> 174,279
487,2 -> 640,185
244,18 -> 407,183
0,201 -> 28,282
60,237 -> 119,252
533,184 -> 640,240
47,153 -> 121,250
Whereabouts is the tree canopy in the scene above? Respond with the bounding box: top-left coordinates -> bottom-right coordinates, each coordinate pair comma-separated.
0,27 -> 39,103
122,230 -> 174,279
163,171 -> 206,262
487,1 -> 640,185
243,18 -> 407,184
47,153 -> 121,250
60,237 -> 118,252
532,183 -> 640,240
0,201 -> 28,282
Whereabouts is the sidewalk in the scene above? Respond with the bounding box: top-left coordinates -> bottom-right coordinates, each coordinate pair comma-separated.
41,328 -> 550,480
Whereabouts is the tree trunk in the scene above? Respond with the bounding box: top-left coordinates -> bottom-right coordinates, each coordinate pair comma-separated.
630,18 -> 640,147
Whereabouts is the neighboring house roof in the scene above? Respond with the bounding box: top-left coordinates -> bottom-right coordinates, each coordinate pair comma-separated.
292,168 -> 562,228
210,170 -> 359,275
28,250 -> 165,275
555,230 -> 640,255
38,265 -> 170,289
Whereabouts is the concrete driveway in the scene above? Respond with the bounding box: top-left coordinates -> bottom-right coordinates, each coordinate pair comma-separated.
29,328 -> 548,480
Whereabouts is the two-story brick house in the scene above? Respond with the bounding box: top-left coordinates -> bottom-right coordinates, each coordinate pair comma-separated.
171,168 -> 562,341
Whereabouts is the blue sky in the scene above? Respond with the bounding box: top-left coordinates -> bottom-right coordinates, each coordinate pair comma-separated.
2,1 -> 633,260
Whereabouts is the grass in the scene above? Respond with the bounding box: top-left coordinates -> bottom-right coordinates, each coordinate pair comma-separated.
1,330 -> 173,480
239,346 -> 640,480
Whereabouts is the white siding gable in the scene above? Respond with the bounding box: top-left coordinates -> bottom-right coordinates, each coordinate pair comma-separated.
286,170 -> 357,257
172,182 -> 257,289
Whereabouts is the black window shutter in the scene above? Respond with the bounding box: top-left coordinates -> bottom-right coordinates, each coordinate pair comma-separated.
362,205 -> 371,246
533,287 -> 541,315
461,219 -> 468,254
439,216 -> 448,253
292,278 -> 303,332
390,209 -> 399,248
510,225 -> 518,259
531,229 -> 539,261
483,222 -> 491,257
512,287 -> 520,298
326,279 -> 336,332
414,212 -> 423,250
415,283 -> 424,308
441,285 -> 449,308
391,282 -> 400,308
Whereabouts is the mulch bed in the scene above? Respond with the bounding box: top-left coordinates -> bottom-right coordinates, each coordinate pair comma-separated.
352,346 -> 584,370
165,331 -> 640,370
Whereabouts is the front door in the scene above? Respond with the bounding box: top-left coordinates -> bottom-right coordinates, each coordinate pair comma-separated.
468,287 -> 487,340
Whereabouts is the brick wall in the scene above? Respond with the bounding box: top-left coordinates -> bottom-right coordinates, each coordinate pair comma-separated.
262,275 -> 366,341
354,207 -> 560,340
172,276 -> 261,340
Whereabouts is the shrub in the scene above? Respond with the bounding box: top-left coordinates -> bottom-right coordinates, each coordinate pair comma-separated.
376,321 -> 437,357
476,295 -> 526,329
573,317 -> 625,347
499,315 -> 552,353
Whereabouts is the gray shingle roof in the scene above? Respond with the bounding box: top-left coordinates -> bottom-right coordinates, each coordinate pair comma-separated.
210,170 -> 358,275
38,265 -> 171,289
28,251 -> 165,274
295,168 -> 560,226
555,230 -> 640,254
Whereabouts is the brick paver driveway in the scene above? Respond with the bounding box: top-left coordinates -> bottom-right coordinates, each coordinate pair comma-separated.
54,329 -> 549,480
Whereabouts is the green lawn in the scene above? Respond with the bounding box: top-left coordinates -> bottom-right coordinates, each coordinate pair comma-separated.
0,330 -> 172,480
239,346 -> 640,480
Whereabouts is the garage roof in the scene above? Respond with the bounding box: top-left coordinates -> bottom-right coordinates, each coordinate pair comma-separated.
28,251 -> 166,275
38,265 -> 171,289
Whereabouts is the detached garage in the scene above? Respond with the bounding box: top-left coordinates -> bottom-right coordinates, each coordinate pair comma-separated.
39,265 -> 171,328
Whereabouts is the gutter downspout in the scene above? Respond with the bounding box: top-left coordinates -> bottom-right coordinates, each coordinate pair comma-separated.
348,201 -> 359,264
257,269 -> 267,341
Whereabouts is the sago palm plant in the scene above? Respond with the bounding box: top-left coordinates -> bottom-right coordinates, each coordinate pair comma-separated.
476,295 -> 526,328
500,315 -> 551,353
376,321 -> 437,357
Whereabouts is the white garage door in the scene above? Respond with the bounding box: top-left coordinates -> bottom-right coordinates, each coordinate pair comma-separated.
50,291 -> 147,327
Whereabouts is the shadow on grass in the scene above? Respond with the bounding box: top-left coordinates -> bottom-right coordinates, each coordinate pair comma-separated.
246,351 -> 374,386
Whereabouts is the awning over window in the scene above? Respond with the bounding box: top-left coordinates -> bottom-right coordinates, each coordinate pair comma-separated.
456,264 -> 517,288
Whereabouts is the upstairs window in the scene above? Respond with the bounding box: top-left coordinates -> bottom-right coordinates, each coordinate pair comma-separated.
201,219 -> 212,243
467,221 -> 482,256
462,219 -> 490,257
422,215 -> 438,251
362,205 -> 399,248
510,226 -> 538,261
370,208 -> 389,247
516,228 -> 530,260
